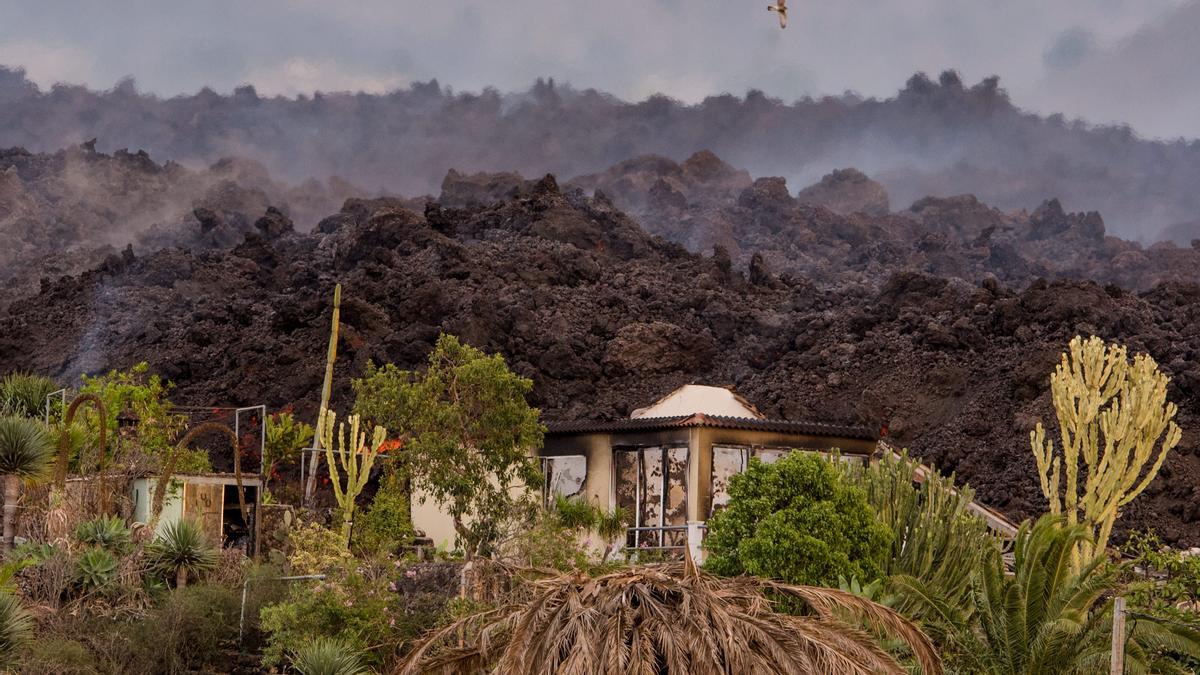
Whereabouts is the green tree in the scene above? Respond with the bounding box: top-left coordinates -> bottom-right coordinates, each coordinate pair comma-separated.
0,416 -> 55,553
897,515 -> 1200,674
705,453 -> 891,587
355,335 -> 544,558
77,363 -> 202,470
352,361 -> 416,534
847,449 -> 996,617
1031,336 -> 1181,573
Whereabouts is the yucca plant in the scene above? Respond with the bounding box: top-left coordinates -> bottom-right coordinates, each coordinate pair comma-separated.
0,415 -> 55,552
74,547 -> 119,592
290,637 -> 371,675
145,519 -> 218,588
74,515 -> 132,554
0,373 -> 58,419
0,591 -> 31,668
398,560 -> 942,674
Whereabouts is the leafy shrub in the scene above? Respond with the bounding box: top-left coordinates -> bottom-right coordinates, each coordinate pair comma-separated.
134,584 -> 242,673
291,637 -> 370,675
288,521 -> 351,575
259,567 -> 400,668
145,519 -> 218,588
74,515 -> 132,554
74,547 -> 119,593
19,638 -> 96,675
704,453 -> 891,586
503,505 -> 591,571
352,473 -> 415,555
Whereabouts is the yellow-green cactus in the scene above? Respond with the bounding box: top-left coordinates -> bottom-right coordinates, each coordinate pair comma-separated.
1031,335 -> 1181,572
318,407 -> 386,548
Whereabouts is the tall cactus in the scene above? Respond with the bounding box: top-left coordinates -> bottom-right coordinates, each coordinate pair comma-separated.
318,407 -> 385,548
1030,335 -> 1181,572
304,283 -> 341,506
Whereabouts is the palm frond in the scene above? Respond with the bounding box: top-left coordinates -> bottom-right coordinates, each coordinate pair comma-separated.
395,564 -> 941,675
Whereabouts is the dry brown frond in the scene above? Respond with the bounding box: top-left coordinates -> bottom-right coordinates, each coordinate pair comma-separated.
395,563 -> 942,675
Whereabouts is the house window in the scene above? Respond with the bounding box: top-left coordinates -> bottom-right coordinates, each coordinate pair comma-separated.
542,455 -> 586,507
614,446 -> 689,549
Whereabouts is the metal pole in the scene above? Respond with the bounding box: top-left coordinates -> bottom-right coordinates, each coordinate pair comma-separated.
1111,596 -> 1126,675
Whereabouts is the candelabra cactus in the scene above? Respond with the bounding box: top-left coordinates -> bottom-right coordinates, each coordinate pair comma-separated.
1030,335 -> 1182,572
318,407 -> 386,548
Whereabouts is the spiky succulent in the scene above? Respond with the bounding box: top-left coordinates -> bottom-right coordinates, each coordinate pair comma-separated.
0,416 -> 54,479
290,637 -> 370,675
145,519 -> 218,587
74,515 -> 132,554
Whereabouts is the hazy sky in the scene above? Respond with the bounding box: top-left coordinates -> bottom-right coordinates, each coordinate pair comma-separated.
2,0 -> 1198,139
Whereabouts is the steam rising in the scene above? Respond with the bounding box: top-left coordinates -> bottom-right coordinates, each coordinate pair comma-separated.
3,67 -> 1200,240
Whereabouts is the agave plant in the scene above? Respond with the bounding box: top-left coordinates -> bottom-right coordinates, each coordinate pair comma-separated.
145,519 -> 218,588
74,515 -> 132,554
74,547 -> 119,592
290,637 -> 371,675
0,591 -> 31,668
398,560 -> 941,674
0,416 -> 55,552
0,373 -> 58,420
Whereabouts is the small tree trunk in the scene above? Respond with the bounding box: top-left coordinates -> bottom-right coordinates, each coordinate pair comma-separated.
2,475 -> 17,554
176,566 -> 188,588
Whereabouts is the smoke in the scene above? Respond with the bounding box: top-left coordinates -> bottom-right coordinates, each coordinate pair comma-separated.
3,66 -> 1200,240
1035,1 -> 1200,141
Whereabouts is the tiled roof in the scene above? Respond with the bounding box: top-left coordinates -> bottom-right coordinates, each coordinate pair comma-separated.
546,412 -> 877,440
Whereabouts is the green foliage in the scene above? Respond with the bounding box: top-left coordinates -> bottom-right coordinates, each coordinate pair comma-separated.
352,473 -> 415,555
704,452 -> 891,586
23,584 -> 243,674
264,410 -> 314,481
20,638 -> 97,675
0,592 -> 31,669
0,414 -> 55,478
505,505 -> 592,571
74,547 -> 119,593
287,521 -> 352,576
898,515 -> 1200,674
552,494 -> 598,530
78,363 -> 187,463
259,568 -> 400,669
139,584 -> 242,673
846,449 -> 996,616
145,519 -> 219,587
74,515 -> 132,554
0,372 -> 58,419
291,637 -> 371,675
358,335 -> 545,558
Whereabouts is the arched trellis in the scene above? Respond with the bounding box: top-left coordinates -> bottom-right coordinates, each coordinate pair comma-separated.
52,394 -> 110,515
150,422 -> 248,529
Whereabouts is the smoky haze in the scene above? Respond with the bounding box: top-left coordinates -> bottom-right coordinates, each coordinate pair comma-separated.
3,65 -> 1200,242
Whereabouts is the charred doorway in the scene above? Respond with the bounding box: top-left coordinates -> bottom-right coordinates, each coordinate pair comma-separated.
222,483 -> 256,551
614,446 -> 689,551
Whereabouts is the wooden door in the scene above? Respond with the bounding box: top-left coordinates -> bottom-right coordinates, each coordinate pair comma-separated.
183,483 -> 224,544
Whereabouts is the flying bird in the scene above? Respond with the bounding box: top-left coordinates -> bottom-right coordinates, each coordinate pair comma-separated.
767,0 -> 787,28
